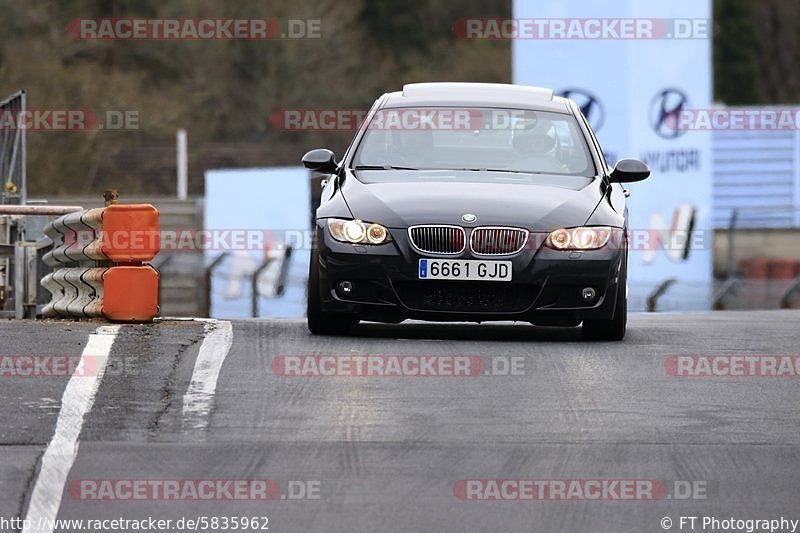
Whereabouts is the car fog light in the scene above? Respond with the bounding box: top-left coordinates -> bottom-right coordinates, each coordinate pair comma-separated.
338,280 -> 353,294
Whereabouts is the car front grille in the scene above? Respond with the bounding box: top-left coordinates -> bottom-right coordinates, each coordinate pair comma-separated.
470,227 -> 529,255
394,281 -> 538,313
408,225 -> 466,255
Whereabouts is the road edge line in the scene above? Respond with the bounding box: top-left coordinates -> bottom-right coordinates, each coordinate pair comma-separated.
22,324 -> 121,533
181,319 -> 234,431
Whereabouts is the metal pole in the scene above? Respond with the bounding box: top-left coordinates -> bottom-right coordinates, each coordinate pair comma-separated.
726,208 -> 738,279
14,242 -> 23,319
646,278 -> 676,312
712,278 -> 738,310
20,91 -> 26,205
0,205 -> 83,216
274,245 -> 294,297
6,129 -> 20,203
177,129 -> 188,200
203,252 -> 228,318
251,259 -> 274,318
780,276 -> 800,309
152,254 -> 175,314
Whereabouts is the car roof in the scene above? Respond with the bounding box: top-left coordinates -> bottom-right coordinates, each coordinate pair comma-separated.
381,82 -> 572,114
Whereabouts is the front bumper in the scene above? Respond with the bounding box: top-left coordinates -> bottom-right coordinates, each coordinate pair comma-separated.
313,224 -> 624,325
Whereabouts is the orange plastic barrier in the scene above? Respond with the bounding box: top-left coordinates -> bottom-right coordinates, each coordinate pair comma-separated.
42,203 -> 160,322
103,266 -> 159,321
101,204 -> 160,262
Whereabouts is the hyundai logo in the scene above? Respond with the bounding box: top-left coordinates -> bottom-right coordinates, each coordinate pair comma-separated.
461,213 -> 477,223
558,88 -> 605,131
650,88 -> 689,139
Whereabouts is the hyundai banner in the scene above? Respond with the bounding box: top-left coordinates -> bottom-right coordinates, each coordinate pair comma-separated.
512,0 -> 713,310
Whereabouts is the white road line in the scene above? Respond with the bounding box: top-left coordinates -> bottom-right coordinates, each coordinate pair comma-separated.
182,319 -> 233,430
23,325 -> 120,533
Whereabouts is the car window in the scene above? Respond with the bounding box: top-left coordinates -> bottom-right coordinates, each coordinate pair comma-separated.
352,107 -> 596,178
574,105 -> 610,172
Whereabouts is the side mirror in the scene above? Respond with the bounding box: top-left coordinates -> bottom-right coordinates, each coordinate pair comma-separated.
610,159 -> 650,183
302,149 -> 338,174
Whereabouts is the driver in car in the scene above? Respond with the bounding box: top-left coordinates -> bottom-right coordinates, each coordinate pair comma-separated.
512,121 -> 570,174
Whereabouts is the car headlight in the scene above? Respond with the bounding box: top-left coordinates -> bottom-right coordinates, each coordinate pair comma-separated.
545,227 -> 612,250
328,219 -> 392,245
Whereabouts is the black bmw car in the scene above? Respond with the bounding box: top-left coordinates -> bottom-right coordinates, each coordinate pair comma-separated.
303,82 -> 650,340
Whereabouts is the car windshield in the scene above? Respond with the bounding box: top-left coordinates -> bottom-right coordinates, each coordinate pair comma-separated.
352,107 -> 596,177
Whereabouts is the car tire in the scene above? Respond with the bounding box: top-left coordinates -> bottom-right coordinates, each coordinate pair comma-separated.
582,256 -> 627,341
307,251 -> 357,335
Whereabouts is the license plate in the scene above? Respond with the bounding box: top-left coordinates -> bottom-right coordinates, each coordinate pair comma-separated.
418,259 -> 512,281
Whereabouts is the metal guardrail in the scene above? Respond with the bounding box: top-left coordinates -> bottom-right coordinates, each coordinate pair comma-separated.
41,203 -> 160,321
712,277 -> 739,310
251,246 -> 293,318
0,215 -> 50,319
204,245 -> 294,318
46,195 -> 206,317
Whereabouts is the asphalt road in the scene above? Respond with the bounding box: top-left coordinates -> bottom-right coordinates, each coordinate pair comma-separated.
1,311 -> 799,532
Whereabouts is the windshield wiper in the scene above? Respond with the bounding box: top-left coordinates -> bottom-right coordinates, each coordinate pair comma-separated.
353,165 -> 418,171
455,168 -> 546,175
353,165 -> 548,174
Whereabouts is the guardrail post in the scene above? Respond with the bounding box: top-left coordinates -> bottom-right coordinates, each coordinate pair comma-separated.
780,276 -> 800,309
646,278 -> 677,312
203,252 -> 228,318
14,242 -> 24,319
250,245 -> 294,318
725,208 -> 738,279
251,259 -> 273,318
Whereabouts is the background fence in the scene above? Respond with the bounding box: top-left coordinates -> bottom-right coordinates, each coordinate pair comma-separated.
0,91 -> 26,205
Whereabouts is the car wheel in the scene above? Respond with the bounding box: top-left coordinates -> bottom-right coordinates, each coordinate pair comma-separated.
582,257 -> 627,341
307,251 -> 357,335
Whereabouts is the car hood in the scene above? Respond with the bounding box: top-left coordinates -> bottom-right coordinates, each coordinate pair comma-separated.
340,169 -> 603,230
